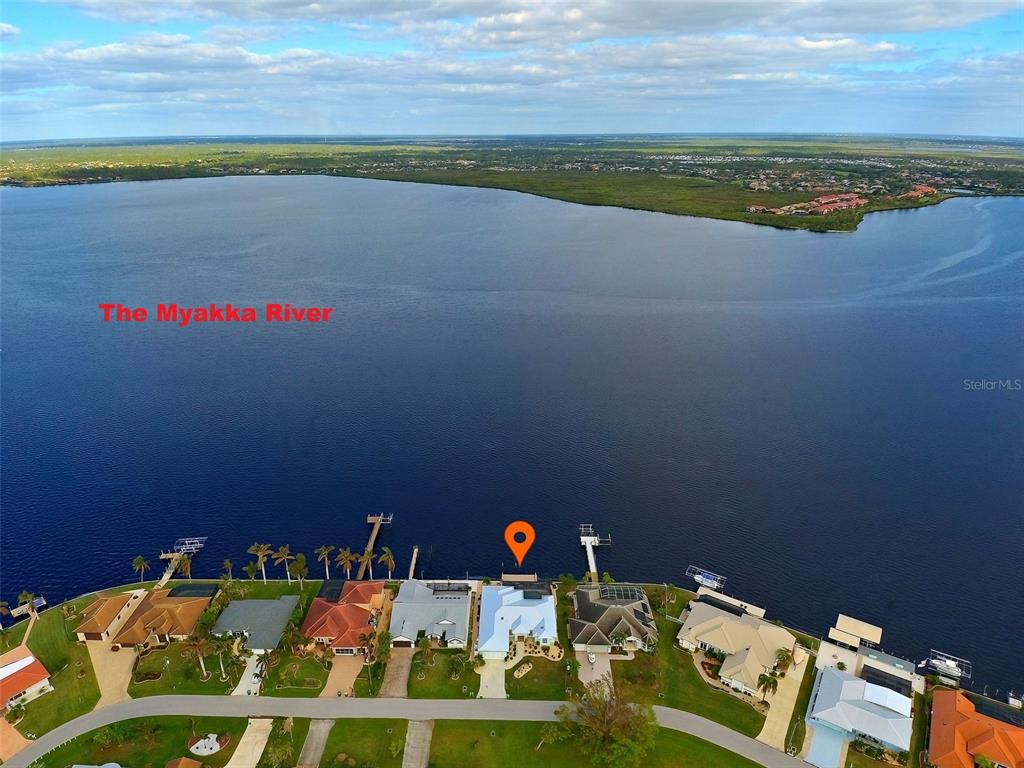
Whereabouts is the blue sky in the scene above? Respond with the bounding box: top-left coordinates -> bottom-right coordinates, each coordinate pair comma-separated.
1,0 -> 1021,141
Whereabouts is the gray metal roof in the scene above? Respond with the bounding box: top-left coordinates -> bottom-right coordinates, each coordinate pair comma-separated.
390,580 -> 471,644
212,595 -> 298,651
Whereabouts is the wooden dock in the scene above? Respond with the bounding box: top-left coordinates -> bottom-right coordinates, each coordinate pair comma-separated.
356,514 -> 392,579
408,545 -> 419,580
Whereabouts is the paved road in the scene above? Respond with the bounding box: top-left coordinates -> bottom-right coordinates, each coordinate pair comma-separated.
5,695 -> 808,768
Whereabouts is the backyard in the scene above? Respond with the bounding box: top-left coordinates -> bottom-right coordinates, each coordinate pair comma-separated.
407,649 -> 479,699
319,718 -> 408,767
33,716 -> 247,768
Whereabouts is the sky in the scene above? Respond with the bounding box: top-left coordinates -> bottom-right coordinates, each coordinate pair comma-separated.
0,0 -> 1021,141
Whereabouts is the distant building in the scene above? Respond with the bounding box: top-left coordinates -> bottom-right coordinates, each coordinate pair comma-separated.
569,584 -> 658,653
476,585 -> 557,660
928,689 -> 1024,768
388,580 -> 471,649
676,596 -> 795,696
807,666 -> 912,763
0,645 -> 52,709
301,580 -> 385,656
212,595 -> 298,654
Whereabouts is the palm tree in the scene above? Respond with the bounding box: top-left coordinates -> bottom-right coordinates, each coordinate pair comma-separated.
335,547 -> 356,580
416,635 -> 433,665
184,635 -> 214,679
222,559 -> 233,581
757,672 -> 779,702
289,553 -> 308,589
273,545 -> 295,584
448,651 -> 468,679
132,555 -> 151,583
775,647 -> 793,672
255,648 -> 281,680
281,624 -> 301,656
242,561 -> 258,580
17,591 -> 36,616
248,543 -> 272,583
314,546 -> 335,580
1,600 -> 11,633
211,634 -> 234,681
377,547 -> 396,580
177,553 -> 193,580
358,549 -> 374,580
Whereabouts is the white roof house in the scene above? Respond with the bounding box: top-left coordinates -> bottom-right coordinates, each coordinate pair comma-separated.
389,580 -> 471,648
808,667 -> 913,753
476,585 -> 558,659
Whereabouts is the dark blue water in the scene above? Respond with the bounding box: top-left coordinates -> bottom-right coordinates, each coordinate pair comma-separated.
2,177 -> 1022,692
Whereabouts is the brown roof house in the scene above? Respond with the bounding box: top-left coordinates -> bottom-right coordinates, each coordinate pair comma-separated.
76,592 -> 142,642
569,584 -> 658,653
929,689 -> 1024,768
300,581 -> 385,656
111,588 -> 212,649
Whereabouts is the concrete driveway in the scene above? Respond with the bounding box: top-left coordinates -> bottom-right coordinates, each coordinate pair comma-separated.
296,719 -> 334,768
0,718 -> 30,761
87,642 -> 135,708
222,718 -> 273,768
575,650 -> 612,688
478,659 -> 506,699
320,655 -> 363,698
757,656 -> 810,750
232,654 -> 262,696
380,647 -> 415,698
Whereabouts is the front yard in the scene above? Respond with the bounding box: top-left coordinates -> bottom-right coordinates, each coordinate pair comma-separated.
33,716 -> 247,768
128,644 -> 239,697
261,653 -> 329,697
319,719 -> 407,767
407,649 -> 479,699
505,658 -> 579,700
428,720 -> 763,768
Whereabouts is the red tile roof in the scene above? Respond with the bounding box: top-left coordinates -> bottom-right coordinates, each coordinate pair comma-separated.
0,646 -> 50,705
301,599 -> 373,649
340,581 -> 384,606
929,689 -> 1024,768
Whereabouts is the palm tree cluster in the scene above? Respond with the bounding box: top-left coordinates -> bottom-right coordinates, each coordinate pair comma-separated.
240,542 -> 395,584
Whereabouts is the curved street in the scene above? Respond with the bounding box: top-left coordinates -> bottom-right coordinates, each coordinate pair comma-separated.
6,695 -> 806,768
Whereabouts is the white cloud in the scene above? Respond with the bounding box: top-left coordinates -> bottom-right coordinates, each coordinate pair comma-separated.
0,22 -> 22,38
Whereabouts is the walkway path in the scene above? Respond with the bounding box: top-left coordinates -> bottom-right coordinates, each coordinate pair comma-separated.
5,696 -> 810,768
296,719 -> 333,768
757,657 -> 810,750
222,718 -> 273,768
401,720 -> 433,768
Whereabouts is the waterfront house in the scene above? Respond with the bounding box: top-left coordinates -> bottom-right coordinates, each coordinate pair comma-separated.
817,613 -> 924,696
211,595 -> 298,654
75,591 -> 141,642
388,580 -> 471,648
806,666 -> 912,765
676,596 -> 795,696
476,585 -> 557,660
569,584 -> 658,653
0,645 -> 52,710
300,580 -> 384,656
928,689 -> 1024,768
110,587 -> 213,649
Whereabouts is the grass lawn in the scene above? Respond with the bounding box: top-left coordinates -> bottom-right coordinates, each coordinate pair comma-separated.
261,653 -> 330,697
505,658 -> 579,701
319,718 -> 407,767
128,644 -> 239,697
785,655 -> 818,753
611,611 -> 765,738
256,717 -> 310,768
844,749 -> 891,768
428,721 -> 762,768
14,599 -> 101,737
909,693 -> 927,765
407,650 -> 479,699
34,716 -> 246,768
352,660 -> 386,697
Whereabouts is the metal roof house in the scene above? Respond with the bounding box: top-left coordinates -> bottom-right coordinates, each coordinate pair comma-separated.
807,666 -> 913,766
476,585 -> 557,660
212,595 -> 298,653
388,580 -> 471,649
569,584 -> 658,652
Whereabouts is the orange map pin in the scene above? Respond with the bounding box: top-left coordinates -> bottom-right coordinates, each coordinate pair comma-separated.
504,521 -> 536,567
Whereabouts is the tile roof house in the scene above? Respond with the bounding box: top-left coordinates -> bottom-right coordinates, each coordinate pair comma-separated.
111,588 -> 212,649
569,584 -> 658,652
928,689 -> 1024,768
388,580 -> 471,649
75,592 -> 139,642
300,581 -> 385,656
807,666 -> 913,760
476,585 -> 557,660
676,599 -> 795,695
0,645 -> 52,709
212,595 -> 298,653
